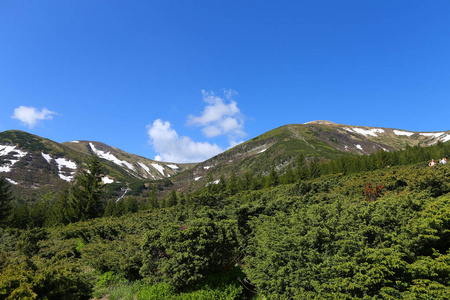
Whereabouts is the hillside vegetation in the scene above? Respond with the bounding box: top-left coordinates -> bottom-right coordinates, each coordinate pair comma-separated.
1,141 -> 450,299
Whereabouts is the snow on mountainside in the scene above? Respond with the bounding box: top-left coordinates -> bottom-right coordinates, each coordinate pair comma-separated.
2,122 -> 450,196
0,130 -> 195,195
171,121 -> 450,191
62,140 -> 193,181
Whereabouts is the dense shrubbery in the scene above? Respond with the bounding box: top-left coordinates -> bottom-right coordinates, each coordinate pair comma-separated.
1,141 -> 450,299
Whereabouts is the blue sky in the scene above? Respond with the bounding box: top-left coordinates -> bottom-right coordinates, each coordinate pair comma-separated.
1,1 -> 450,163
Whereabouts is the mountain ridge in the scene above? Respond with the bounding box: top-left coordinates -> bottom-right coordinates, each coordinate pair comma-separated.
2,122 -> 450,197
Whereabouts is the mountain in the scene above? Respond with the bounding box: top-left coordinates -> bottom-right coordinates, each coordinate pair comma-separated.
2,121 -> 450,198
62,140 -> 195,180
169,121 -> 450,190
0,130 -> 194,199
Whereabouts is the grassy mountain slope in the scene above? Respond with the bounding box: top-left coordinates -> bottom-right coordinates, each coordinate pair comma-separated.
2,121 -> 450,199
62,140 -> 195,180
169,121 -> 450,191
0,130 -> 194,200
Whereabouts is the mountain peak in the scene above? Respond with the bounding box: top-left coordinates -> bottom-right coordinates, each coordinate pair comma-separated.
303,120 -> 337,125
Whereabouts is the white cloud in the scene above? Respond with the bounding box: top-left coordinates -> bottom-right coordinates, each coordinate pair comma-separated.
11,106 -> 56,128
187,90 -> 246,140
147,119 -> 224,163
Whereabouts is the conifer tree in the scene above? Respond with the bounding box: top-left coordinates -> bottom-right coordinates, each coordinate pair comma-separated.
166,190 -> 178,207
70,155 -> 104,221
283,164 -> 295,184
265,168 -> 279,188
148,186 -> 159,210
0,176 -> 14,227
114,199 -> 126,216
295,152 -> 308,180
49,186 -> 71,226
103,199 -> 116,217
227,173 -> 238,195
125,196 -> 138,213
8,202 -> 30,229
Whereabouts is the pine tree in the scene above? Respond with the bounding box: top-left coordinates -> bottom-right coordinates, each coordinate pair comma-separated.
227,173 -> 238,195
114,199 -> 126,216
283,165 -> 295,184
9,202 -> 30,229
103,199 -> 116,217
70,155 -> 104,221
0,176 -> 14,227
125,196 -> 138,213
265,168 -> 279,188
166,190 -> 178,207
148,186 -> 159,210
295,152 -> 308,180
50,186 -> 71,225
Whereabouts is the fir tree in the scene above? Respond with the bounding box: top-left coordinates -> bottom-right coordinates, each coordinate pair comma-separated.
265,168 -> 279,188
49,186 -> 71,226
125,196 -> 138,213
166,190 -> 178,207
0,176 -> 14,227
148,186 -> 159,210
227,173 -> 238,195
103,199 -> 116,217
70,155 -> 104,221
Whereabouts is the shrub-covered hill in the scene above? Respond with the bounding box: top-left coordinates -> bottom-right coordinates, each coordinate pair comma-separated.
1,159 -> 450,299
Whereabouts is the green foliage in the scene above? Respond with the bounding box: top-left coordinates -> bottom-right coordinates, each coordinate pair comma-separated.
0,256 -> 93,300
243,193 -> 450,299
3,141 -> 450,299
166,190 -> 178,207
0,176 -> 14,227
140,218 -> 239,289
70,155 -> 105,221
101,267 -> 244,300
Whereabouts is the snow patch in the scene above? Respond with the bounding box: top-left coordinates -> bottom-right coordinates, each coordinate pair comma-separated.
41,152 -> 53,164
205,179 -> 220,187
139,162 -> 156,179
55,157 -> 77,182
355,144 -> 364,151
55,158 -> 77,170
194,176 -> 202,181
89,142 -> 135,171
69,141 -> 79,143
102,176 -> 114,184
0,145 -> 28,173
58,174 -> 74,182
352,128 -> 385,137
167,164 -> 179,169
6,178 -> 18,185
151,163 -> 165,175
441,134 -> 450,143
203,165 -> 212,170
0,165 -> 12,172
420,132 -> 445,138
138,162 -> 151,174
258,148 -> 267,154
382,148 -> 389,152
393,130 -> 414,137
0,145 -> 27,157
344,145 -> 348,151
